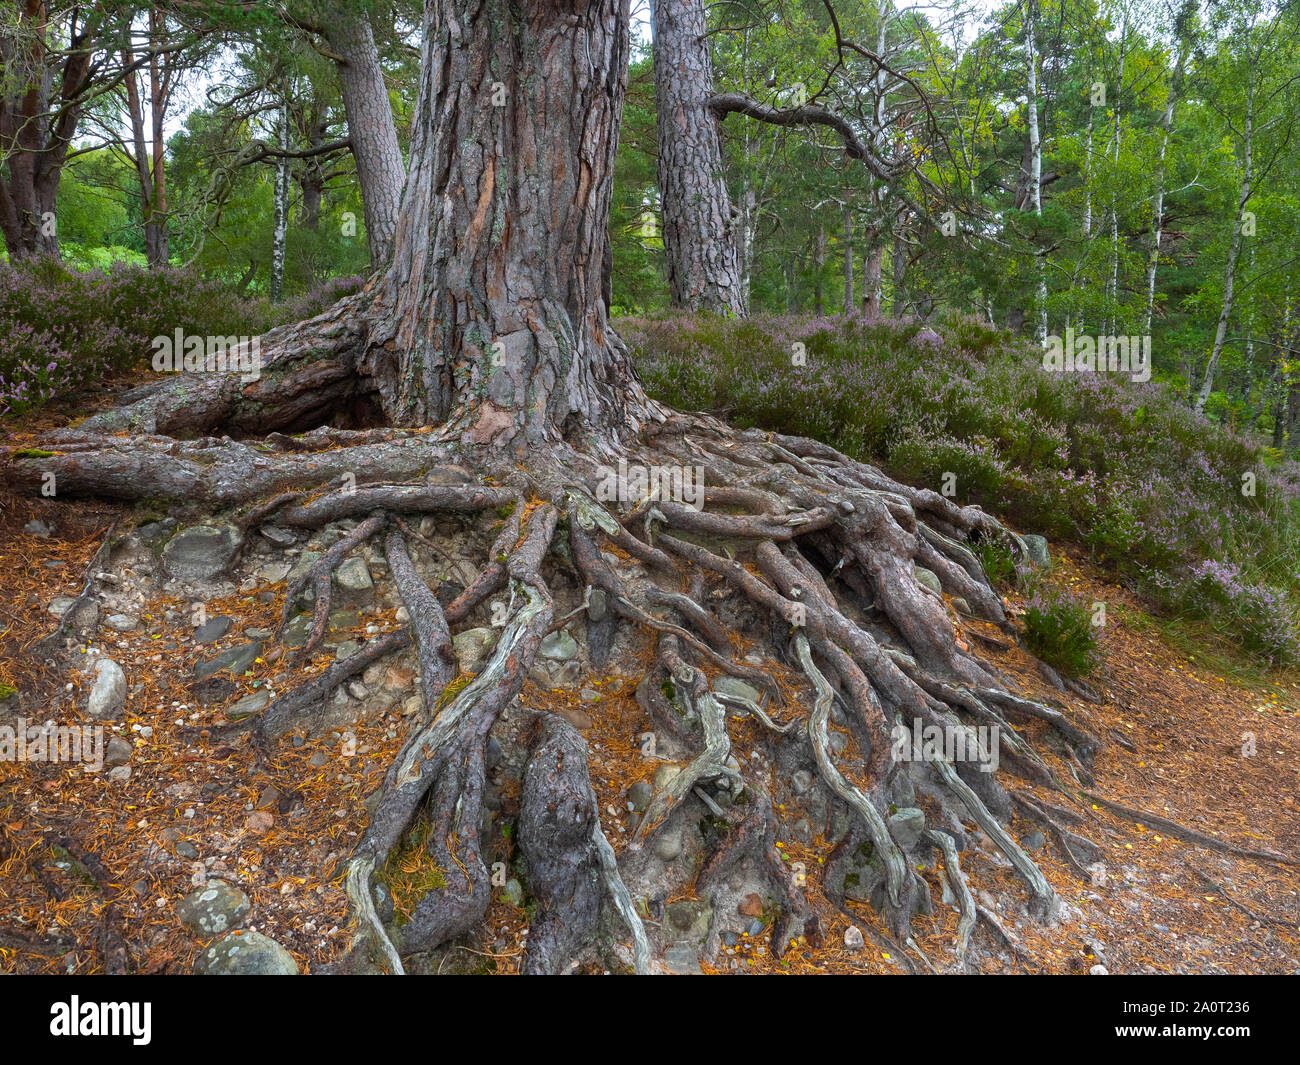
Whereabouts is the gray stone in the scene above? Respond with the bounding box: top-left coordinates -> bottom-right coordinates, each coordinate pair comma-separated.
951,597 -> 972,616
228,691 -> 271,720
193,616 -> 233,643
914,566 -> 943,595
24,519 -> 51,537
195,930 -> 297,975
176,840 -> 199,859
1022,829 -> 1046,851
282,614 -> 312,648
134,522 -> 168,547
162,524 -> 243,580
104,736 -> 133,766
665,898 -> 712,941
334,558 -> 374,603
653,831 -> 684,862
178,880 -> 251,936
586,588 -> 608,622
1021,534 -> 1051,569
653,764 -> 681,791
104,613 -> 139,633
791,769 -> 814,796
335,640 -> 360,661
663,942 -> 702,975
627,781 -> 653,813
843,925 -> 865,950
107,765 -> 131,783
195,643 -> 261,682
888,807 -> 927,851
538,629 -> 579,660
453,628 -> 497,673
260,525 -> 297,547
87,659 -> 127,718
48,596 -> 77,618
502,878 -> 525,907
287,551 -> 321,587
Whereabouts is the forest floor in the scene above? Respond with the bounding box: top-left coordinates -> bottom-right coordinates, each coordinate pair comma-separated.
2,383 -> 1299,975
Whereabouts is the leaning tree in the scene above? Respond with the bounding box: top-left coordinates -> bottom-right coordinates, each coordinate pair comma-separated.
12,0 -> 1109,974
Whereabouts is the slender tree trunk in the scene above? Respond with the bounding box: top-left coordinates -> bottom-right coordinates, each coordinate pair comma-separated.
814,226 -> 825,316
271,93 -> 291,301
650,0 -> 743,314
1197,77 -> 1254,413
358,0 -> 652,449
1143,49 -> 1183,336
1025,0 -> 1046,343
319,7 -> 406,268
842,203 -> 854,314
891,226 -> 906,317
1105,16 -> 1127,336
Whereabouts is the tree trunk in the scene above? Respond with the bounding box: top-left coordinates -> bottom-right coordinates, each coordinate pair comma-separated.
650,0 -> 743,314
319,7 -> 406,268
359,0 -> 654,449
862,230 -> 882,317
1143,49 -> 1183,336
271,93 -> 291,301
1196,77 -> 1254,413
814,226 -> 825,316
1025,0 -> 1046,343
842,203 -> 854,315
891,226 -> 906,317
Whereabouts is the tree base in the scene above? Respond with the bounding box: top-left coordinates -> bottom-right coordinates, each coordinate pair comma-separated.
12,379 -> 1119,975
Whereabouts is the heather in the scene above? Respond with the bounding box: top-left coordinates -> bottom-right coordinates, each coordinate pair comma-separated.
623,312 -> 1300,663
0,258 -> 363,418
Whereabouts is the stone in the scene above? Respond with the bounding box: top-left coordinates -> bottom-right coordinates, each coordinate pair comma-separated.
193,616 -> 233,643
1089,964 -> 1109,975
538,629 -> 579,660
888,807 -> 926,851
502,878 -> 525,907
1021,534 -> 1051,569
334,558 -> 374,603
104,736 -> 133,766
738,894 -> 763,917
663,942 -> 701,975
162,525 -> 243,580
107,766 -> 131,783
334,641 -> 360,661
178,880 -> 250,936
176,840 -> 199,859
627,781 -> 653,813
653,831 -> 684,862
383,666 -> 415,693
843,925 -> 865,950
713,676 -> 760,705
653,765 -> 681,791
665,898 -> 711,941
453,628 -> 496,673
586,587 -> 608,622
87,659 -> 127,718
282,615 -> 312,648
104,614 -> 139,633
913,566 -> 943,595
228,691 -> 271,720
195,643 -> 261,682
951,597 -> 972,616
195,930 -> 298,975
24,519 -> 51,537
260,525 -> 297,547
1021,829 -> 1046,852
791,769 -> 814,796
48,596 -> 77,617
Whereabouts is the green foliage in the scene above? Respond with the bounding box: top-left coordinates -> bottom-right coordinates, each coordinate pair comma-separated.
1022,586 -> 1100,677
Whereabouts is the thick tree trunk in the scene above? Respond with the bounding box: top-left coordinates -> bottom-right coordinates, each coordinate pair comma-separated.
650,0 -> 743,314
319,7 -> 405,268
358,0 -> 655,449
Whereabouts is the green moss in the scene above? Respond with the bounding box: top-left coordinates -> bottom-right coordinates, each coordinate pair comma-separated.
12,448 -> 55,458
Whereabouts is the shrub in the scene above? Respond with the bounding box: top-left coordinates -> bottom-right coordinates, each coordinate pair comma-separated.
1022,587 -> 1100,676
